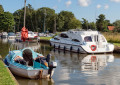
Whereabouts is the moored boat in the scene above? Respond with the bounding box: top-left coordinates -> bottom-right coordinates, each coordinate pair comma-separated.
4,48 -> 57,79
8,32 -> 16,40
1,32 -> 8,38
50,29 -> 114,53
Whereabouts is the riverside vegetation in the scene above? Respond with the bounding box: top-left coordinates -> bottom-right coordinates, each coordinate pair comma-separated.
0,61 -> 16,85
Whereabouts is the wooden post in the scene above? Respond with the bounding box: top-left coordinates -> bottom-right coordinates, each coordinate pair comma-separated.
24,0 -> 26,27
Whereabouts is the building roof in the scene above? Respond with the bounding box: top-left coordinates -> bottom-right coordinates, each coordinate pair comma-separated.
108,26 -> 115,31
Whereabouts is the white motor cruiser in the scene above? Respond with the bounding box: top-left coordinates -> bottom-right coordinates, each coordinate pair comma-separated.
50,29 -> 114,53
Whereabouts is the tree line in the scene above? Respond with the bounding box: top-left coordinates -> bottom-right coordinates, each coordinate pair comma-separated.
0,4 -> 120,33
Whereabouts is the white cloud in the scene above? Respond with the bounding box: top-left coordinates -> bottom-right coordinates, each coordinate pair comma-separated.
96,4 -> 101,9
78,0 -> 91,7
66,0 -> 72,7
111,0 -> 120,3
104,5 -> 109,9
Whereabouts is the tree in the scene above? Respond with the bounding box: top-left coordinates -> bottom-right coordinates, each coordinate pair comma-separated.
0,5 -> 14,32
88,22 -> 96,30
113,20 -> 120,32
96,14 -> 110,31
57,11 -> 81,31
3,12 -> 15,32
36,7 -> 56,32
0,5 -> 4,32
0,5 -> 4,14
82,18 -> 89,30
68,18 -> 82,29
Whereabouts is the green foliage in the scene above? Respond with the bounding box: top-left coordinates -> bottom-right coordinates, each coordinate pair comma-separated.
0,11 -> 15,32
88,22 -> 96,30
82,18 -> 89,29
96,14 -> 110,32
0,5 -> 4,14
57,11 -> 81,31
113,20 -> 120,32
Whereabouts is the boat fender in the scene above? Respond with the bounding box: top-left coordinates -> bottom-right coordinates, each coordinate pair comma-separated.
77,48 -> 80,53
91,45 -> 96,51
50,43 -> 51,46
64,46 -> 66,51
58,45 -> 60,49
70,46 -> 72,51
54,44 -> 55,48
4,58 -> 9,66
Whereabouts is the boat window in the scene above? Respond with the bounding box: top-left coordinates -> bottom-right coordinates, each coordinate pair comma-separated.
84,36 -> 92,42
54,38 -> 60,40
94,35 -> 98,42
101,36 -> 106,42
60,33 -> 69,38
72,39 -> 80,42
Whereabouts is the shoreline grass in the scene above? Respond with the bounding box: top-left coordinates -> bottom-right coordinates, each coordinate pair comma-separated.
0,60 -> 16,85
40,37 -> 52,40
102,32 -> 120,43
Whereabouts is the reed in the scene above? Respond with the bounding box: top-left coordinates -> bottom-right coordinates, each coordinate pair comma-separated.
102,32 -> 120,43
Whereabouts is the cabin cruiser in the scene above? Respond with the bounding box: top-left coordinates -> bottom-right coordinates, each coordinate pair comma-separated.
50,29 -> 114,53
8,32 -> 16,39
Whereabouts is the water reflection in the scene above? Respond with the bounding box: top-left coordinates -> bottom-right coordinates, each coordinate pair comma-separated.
1,38 -> 8,43
1,38 -> 120,85
16,76 -> 54,85
81,54 -> 114,76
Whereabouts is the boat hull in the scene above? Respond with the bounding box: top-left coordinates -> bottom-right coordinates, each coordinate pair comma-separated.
50,41 -> 114,54
9,64 -> 54,79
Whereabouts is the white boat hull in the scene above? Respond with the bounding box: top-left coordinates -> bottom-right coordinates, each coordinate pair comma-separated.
50,41 -> 114,53
9,64 -> 54,79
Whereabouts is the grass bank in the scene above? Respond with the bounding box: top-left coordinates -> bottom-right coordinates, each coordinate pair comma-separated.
40,37 -> 52,40
102,32 -> 120,43
0,60 -> 16,85
102,32 -> 120,47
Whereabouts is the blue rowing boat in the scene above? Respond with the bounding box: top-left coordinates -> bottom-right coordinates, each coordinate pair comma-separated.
4,48 -> 57,79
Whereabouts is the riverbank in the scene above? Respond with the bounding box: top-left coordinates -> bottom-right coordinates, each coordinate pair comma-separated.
0,56 -> 18,85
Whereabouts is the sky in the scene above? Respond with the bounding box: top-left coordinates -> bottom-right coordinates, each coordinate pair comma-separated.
0,0 -> 120,23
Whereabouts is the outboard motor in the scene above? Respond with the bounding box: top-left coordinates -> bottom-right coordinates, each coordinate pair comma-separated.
46,54 -> 57,78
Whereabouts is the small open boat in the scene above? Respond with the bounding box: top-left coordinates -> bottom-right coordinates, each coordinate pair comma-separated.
4,48 -> 57,79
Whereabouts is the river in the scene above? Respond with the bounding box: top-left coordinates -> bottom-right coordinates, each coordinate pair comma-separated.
1,38 -> 120,85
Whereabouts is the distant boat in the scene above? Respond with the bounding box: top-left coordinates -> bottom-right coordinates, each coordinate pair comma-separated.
1,32 -> 8,38
4,48 -> 57,79
15,31 -> 38,42
50,29 -> 114,53
8,32 -> 16,40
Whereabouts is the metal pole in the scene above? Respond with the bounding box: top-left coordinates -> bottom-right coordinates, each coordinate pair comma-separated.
24,0 -> 26,27
43,9 -> 46,33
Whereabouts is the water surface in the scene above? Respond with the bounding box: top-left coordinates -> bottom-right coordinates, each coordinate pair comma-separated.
1,38 -> 120,85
